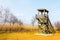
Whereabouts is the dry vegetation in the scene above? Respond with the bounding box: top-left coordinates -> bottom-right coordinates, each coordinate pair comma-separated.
0,23 -> 22,32
0,23 -> 60,40
0,23 -> 39,33
54,21 -> 60,31
0,30 -> 60,40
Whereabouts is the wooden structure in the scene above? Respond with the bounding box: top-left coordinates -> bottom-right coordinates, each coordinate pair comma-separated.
36,9 -> 55,34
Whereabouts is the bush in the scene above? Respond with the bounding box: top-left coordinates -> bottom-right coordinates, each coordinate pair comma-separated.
0,23 -> 23,32
54,21 -> 60,31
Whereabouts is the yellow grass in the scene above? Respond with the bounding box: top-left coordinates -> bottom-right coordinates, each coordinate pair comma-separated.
23,25 -> 38,30
0,32 -> 60,40
0,24 -> 60,40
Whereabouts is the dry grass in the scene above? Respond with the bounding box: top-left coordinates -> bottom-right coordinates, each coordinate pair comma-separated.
0,32 -> 60,40
0,24 -> 60,40
0,23 -> 39,32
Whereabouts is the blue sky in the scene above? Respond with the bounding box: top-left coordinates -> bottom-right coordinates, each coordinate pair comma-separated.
0,0 -> 60,25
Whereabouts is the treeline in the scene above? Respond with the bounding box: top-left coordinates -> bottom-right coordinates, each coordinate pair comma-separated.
0,7 -> 24,32
0,7 -> 39,32
0,7 -> 23,24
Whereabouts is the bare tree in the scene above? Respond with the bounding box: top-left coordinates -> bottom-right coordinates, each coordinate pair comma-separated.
9,14 -> 17,24
4,8 -> 10,23
0,7 -> 23,32
31,16 -> 37,26
54,21 -> 60,31
18,20 -> 23,25
0,7 -> 23,24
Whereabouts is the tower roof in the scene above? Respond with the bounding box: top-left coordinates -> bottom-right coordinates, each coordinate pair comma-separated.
38,9 -> 49,13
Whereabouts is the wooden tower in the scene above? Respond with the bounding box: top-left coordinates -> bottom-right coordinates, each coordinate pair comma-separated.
36,9 -> 55,34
